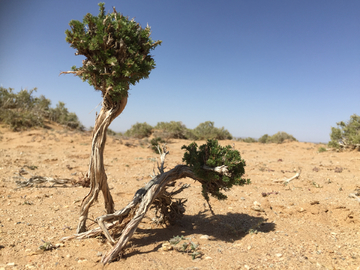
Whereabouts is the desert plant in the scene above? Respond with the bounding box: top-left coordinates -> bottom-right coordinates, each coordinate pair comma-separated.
182,139 -> 250,201
258,134 -> 269,144
318,146 -> 327,153
124,122 -> 153,138
328,114 -> 360,150
191,121 -> 232,140
61,2 -> 161,233
150,137 -> 165,153
241,137 -> 257,143
154,121 -> 188,139
259,132 -> 297,144
0,87 -> 83,131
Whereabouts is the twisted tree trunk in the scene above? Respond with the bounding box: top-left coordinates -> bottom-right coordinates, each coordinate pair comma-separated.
62,147 -> 230,264
77,95 -> 128,233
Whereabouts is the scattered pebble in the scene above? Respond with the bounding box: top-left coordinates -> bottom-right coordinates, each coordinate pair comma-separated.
200,235 -> 210,240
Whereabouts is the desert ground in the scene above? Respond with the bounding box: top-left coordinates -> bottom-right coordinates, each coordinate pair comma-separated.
0,124 -> 359,270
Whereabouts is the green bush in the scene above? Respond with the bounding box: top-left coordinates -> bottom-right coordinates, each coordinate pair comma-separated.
241,137 -> 258,143
154,121 -> 188,139
258,134 -> 269,144
124,122 -> 153,138
191,121 -> 232,140
150,137 -> 165,153
258,132 -> 297,144
318,147 -> 327,153
0,87 -> 84,131
182,139 -> 250,201
328,114 -> 360,150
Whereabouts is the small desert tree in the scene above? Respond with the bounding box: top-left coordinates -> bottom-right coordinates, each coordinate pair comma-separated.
61,3 -> 161,232
328,114 -> 360,150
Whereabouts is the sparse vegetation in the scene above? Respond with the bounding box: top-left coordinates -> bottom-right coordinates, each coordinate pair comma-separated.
328,114 -> 360,150
189,121 -> 232,140
182,139 -> 250,201
258,132 -> 297,144
0,87 -> 84,131
124,122 -> 153,138
318,146 -> 327,153
154,121 -> 188,139
150,137 -> 165,153
240,137 -> 258,143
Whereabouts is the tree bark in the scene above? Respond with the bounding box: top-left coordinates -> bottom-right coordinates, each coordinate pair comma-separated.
77,95 -> 128,233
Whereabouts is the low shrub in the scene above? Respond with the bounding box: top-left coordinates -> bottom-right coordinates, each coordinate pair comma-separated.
191,121 -> 232,140
0,87 -> 84,131
154,121 -> 188,139
328,114 -> 360,150
124,122 -> 153,138
258,132 -> 297,144
241,137 -> 258,143
150,137 -> 166,153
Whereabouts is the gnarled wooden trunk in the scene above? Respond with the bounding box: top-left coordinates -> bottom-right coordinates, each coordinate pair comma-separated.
77,96 -> 128,233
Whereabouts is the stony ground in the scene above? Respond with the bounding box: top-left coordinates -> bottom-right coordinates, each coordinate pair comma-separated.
0,124 -> 359,270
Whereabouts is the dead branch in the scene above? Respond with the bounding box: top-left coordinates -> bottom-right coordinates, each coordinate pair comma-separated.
349,193 -> 360,203
15,175 -> 74,188
273,168 -> 301,184
62,146 -> 230,264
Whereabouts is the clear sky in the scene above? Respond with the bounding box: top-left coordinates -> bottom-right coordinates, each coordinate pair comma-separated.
1,0 -> 359,143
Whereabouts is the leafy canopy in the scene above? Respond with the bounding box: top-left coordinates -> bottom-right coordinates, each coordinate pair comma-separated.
182,139 -> 250,201
65,3 -> 162,102
328,114 -> 360,149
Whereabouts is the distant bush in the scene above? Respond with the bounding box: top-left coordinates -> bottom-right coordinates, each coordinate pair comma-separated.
258,132 -> 297,144
124,122 -> 153,138
150,137 -> 165,153
240,137 -> 257,143
154,121 -> 188,139
258,134 -> 269,144
0,87 -> 84,131
328,114 -> 360,150
49,101 -> 84,130
191,121 -> 232,140
318,147 -> 327,153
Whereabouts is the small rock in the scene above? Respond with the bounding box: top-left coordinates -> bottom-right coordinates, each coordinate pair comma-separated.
160,242 -> 173,251
244,265 -> 250,270
200,235 -> 210,240
55,243 -> 65,248
7,263 -> 16,266
276,253 -> 282,257
298,208 -> 306,212
97,252 -> 102,257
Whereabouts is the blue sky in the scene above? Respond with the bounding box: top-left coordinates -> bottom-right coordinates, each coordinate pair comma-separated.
1,0 -> 359,142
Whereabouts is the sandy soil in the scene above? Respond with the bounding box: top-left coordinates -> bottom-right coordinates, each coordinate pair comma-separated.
0,124 -> 359,270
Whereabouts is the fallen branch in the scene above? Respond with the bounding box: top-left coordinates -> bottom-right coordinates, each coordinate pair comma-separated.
273,168 -> 301,184
349,193 -> 360,203
15,175 -> 74,188
62,145 -> 238,264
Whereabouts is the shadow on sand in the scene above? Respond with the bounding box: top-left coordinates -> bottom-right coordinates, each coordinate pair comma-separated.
123,210 -> 276,257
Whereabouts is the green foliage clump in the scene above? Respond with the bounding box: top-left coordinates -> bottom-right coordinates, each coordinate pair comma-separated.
318,146 -> 327,153
0,87 -> 83,131
182,139 -> 250,201
258,134 -> 269,144
328,114 -> 360,150
240,137 -> 258,143
150,137 -> 165,153
154,121 -> 188,139
49,101 -> 83,130
124,122 -> 153,138
258,132 -> 297,144
64,3 -> 162,102
190,121 -> 232,140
